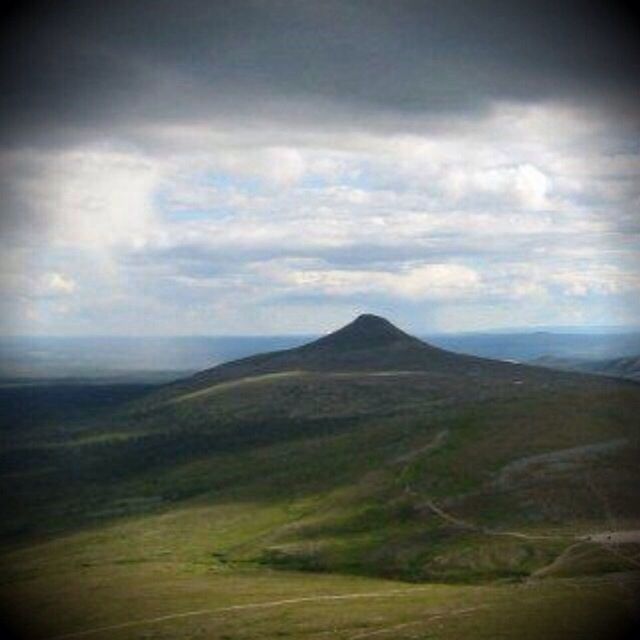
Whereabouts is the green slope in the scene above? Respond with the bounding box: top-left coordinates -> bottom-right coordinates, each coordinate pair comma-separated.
1,316 -> 639,638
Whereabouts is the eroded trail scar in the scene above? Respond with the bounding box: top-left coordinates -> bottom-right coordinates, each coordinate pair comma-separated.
46,587 -> 436,640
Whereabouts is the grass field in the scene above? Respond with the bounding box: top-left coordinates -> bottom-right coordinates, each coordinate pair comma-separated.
1,499 -> 638,640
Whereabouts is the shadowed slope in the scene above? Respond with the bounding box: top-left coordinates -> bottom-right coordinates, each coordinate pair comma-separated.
115,316 -> 636,456
170,315 -> 543,396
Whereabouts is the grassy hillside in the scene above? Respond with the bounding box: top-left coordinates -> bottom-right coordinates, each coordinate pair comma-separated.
1,316 -> 639,638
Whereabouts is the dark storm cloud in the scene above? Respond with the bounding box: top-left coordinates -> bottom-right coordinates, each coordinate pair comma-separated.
1,0 -> 639,147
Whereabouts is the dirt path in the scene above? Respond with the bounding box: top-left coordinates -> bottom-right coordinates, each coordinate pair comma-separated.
398,438 -> 570,543
393,429 -> 449,464
582,530 -> 640,545
348,604 -> 488,639
420,498 -> 568,541
421,496 -> 640,547
420,493 -> 640,579
46,587 -> 439,640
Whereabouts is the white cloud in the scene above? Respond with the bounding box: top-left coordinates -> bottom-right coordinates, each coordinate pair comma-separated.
550,267 -> 640,297
0,270 -> 77,310
7,147 -> 163,251
43,272 -> 77,295
260,260 -> 481,301
2,100 -> 639,334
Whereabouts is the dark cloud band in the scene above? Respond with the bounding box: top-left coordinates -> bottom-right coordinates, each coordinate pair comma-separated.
1,0 -> 639,148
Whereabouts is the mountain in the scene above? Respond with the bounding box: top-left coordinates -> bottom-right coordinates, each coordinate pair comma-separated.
1,315 -> 639,639
166,314 -> 588,399
185,313 -> 453,382
117,314 -> 632,458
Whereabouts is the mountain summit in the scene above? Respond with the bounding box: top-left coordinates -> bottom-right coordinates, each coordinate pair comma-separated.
304,314 -> 421,351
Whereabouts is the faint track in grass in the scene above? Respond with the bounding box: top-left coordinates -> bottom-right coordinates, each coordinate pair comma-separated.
45,587 -> 441,640
347,604 -> 488,639
421,498 -> 570,541
392,428 -> 449,464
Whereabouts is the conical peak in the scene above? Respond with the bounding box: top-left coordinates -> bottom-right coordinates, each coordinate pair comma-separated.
308,314 -> 420,351
352,313 -> 392,325
350,314 -> 404,334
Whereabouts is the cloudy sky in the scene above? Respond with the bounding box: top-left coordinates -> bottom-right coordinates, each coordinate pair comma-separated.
1,0 -> 640,335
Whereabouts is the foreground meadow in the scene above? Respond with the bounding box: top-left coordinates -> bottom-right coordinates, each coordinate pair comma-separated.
1,500 -> 638,640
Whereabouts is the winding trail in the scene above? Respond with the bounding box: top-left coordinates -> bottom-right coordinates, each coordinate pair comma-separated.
421,499 -> 570,541
399,433 -> 640,582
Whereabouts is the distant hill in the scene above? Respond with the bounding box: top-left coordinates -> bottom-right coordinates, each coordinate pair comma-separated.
532,354 -> 640,382
427,330 -> 640,362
